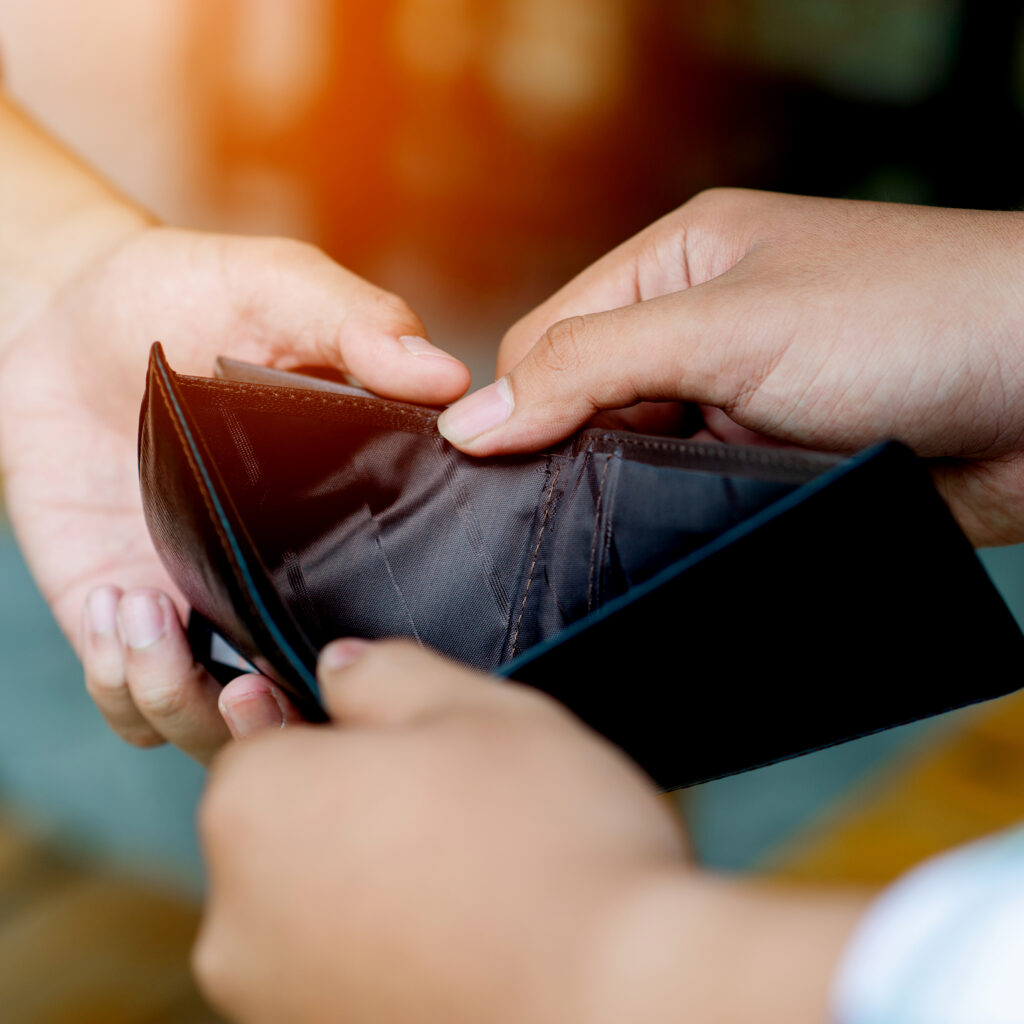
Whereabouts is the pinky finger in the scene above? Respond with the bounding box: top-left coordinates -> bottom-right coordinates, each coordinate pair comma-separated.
82,586 -> 166,749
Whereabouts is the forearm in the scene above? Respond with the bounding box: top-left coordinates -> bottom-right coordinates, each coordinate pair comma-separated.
585,871 -> 872,1024
0,91 -> 152,359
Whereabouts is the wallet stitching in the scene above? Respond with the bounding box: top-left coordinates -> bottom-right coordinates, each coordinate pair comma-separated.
221,407 -> 263,488
586,447 -> 612,614
597,453 -> 620,612
588,433 -> 835,473
179,377 -> 438,433
509,463 -> 561,657
600,481 -> 617,607
182,375 -> 832,470
152,365 -> 268,634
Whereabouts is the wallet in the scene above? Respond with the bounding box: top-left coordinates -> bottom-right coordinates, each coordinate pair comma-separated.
139,342 -> 1024,790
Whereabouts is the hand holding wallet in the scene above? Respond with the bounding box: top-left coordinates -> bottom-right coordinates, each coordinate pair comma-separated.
139,342 -> 1024,789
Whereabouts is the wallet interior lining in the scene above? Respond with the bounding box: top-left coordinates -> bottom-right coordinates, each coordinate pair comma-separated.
171,372 -> 813,671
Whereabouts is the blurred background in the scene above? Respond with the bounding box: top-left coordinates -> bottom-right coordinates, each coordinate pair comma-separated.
7,0 -> 1024,375
3,1 -> 1024,1020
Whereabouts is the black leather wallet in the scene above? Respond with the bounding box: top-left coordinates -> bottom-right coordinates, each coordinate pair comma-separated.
139,342 -> 1024,789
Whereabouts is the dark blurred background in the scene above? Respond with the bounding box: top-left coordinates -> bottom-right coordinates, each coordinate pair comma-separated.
4,2 -> 1024,1020
192,1 -> 1024,331
193,0 -> 1024,354
7,0 -> 1024,369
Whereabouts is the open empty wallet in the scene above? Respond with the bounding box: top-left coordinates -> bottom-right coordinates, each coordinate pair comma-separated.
139,342 -> 1024,790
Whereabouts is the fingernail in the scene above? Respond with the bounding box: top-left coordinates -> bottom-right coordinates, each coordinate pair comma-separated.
400,335 -> 461,363
118,592 -> 166,650
437,377 -> 513,444
221,692 -> 286,739
320,638 -> 371,672
87,587 -> 120,637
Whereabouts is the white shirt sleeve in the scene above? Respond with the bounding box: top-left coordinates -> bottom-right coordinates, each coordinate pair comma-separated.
832,825 -> 1024,1024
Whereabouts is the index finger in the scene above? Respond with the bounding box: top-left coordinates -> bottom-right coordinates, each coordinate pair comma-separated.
495,187 -> 767,377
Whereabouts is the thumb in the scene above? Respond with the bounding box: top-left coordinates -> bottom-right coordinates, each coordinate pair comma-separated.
232,237 -> 471,405
316,639 -> 504,728
218,673 -> 306,740
438,285 -> 741,455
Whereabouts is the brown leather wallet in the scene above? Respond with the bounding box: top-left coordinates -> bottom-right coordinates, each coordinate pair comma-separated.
139,342 -> 1024,789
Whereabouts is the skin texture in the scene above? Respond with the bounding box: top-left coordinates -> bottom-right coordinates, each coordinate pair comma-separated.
439,189 -> 1024,548
195,640 -> 869,1024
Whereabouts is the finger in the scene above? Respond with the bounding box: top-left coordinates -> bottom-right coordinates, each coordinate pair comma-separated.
493,187 -> 762,377
218,673 -> 305,740
495,231 -> 659,377
235,239 -> 471,405
316,638 -> 504,728
439,282 -> 749,455
82,585 -> 166,749
116,589 -> 232,765
930,456 -> 1024,548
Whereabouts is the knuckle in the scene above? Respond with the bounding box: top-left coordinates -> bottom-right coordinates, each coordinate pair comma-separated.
130,677 -> 192,721
534,315 -> 590,377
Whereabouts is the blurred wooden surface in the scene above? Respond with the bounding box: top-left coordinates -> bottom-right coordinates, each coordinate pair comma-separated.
0,814 -> 221,1024
767,689 -> 1024,884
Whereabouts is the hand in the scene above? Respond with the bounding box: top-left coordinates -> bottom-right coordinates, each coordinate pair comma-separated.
194,639 -> 685,1024
438,189 -> 1024,545
195,640 -> 866,1024
0,224 -> 470,763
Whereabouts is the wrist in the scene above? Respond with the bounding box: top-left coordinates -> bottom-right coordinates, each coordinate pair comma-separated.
582,869 -> 873,1024
0,92 -> 155,362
